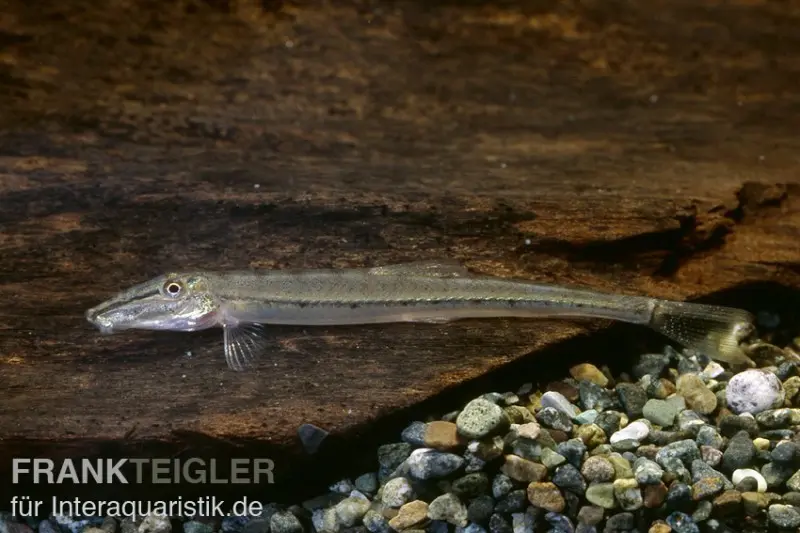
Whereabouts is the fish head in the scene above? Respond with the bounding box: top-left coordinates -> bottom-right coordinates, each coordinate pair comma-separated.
85,272 -> 220,333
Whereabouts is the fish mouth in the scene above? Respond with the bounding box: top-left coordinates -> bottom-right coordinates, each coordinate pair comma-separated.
85,305 -> 118,334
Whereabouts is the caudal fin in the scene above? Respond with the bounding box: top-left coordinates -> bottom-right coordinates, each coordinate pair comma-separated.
648,300 -> 756,366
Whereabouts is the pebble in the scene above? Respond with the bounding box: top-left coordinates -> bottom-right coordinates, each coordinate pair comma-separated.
511,512 -> 534,533
381,477 -> 415,507
603,512 -> 634,531
501,455 -> 547,483
700,446 -> 723,467
467,495 -> 495,525
579,381 -> 617,411
787,469 -> 800,491
648,523 -> 671,533
363,511 -> 390,533
334,497 -> 370,527
427,493 -> 468,527
665,511 -> 699,533
457,398 -> 509,439
552,463 -> 587,494
183,524 -> 213,533
424,421 -> 463,450
676,374 -> 718,414
581,456 -> 615,483
515,422 -> 541,440
537,407 -> 574,432
489,513 -> 512,533
401,422 -> 427,446
644,482 -> 668,508
527,482 -> 566,512
570,363 -> 609,386
767,504 -> 800,529
139,518 -> 170,533
355,472 -> 378,494
632,352 -> 671,379
731,469 -> 767,492
609,420 -> 650,444
388,501 -> 429,530
771,441 -> 798,463
695,425 -> 723,449
495,490 -> 526,513
558,439 -> 587,468
633,457 -> 664,485
269,513 -> 303,533
585,483 -> 616,509
616,383 -> 647,418
493,473 -> 515,499
721,431 -> 756,472
726,369 -> 785,414
407,448 -> 464,479
574,424 -> 606,448
613,478 -> 643,510
642,399 -> 680,427
541,391 -> 580,419
378,443 -> 413,472
451,472 -> 490,499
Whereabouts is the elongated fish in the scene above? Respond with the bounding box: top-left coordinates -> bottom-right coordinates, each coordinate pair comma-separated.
85,260 -> 756,371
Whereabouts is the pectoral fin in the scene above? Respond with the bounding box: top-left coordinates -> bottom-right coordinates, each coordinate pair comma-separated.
223,323 -> 267,371
368,260 -> 470,278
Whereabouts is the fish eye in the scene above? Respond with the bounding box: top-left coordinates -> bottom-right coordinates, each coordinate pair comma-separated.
163,281 -> 183,297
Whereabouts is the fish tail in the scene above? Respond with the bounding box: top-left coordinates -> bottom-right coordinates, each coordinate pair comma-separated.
648,300 -> 756,366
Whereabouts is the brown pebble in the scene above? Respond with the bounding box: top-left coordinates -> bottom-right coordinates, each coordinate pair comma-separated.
676,374 -> 718,414
423,421 -> 463,451
548,429 -> 569,443
501,454 -> 547,483
643,482 -> 668,508
712,490 -> 742,517
516,422 -> 541,440
526,481 -> 566,512
648,521 -> 671,533
546,381 -> 579,402
388,500 -> 429,530
569,363 -> 609,387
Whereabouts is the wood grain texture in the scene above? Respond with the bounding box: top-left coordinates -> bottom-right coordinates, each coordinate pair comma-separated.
1,0 -> 799,504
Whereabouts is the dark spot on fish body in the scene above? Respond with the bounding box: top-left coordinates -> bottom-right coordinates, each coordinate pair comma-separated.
349,303 -> 359,309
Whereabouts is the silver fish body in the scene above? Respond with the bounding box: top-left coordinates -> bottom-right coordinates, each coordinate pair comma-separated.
86,260 -> 756,371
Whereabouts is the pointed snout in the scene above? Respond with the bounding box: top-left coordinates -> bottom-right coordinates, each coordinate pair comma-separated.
85,304 -> 115,334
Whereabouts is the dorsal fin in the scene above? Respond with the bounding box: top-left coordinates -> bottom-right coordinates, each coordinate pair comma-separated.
367,260 -> 470,278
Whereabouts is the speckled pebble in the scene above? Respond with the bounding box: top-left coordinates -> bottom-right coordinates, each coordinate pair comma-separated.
334,497 -> 370,527
515,422 -> 541,440
269,512 -> 303,533
721,431 -> 756,472
665,511 -> 699,533
427,493 -> 468,527
536,406 -> 574,432
457,398 -> 509,439
406,448 -> 464,480
381,477 -> 415,507
138,517 -> 171,533
767,504 -> 800,529
613,478 -> 643,510
581,456 -> 615,483
527,482 -> 566,512
726,369 -> 785,414
574,424 -> 606,449
363,511 -> 390,533
633,457 -> 664,485
511,512 -> 534,533
616,383 -> 647,418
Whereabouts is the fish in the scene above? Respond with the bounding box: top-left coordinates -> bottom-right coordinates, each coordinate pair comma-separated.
85,260 -> 756,371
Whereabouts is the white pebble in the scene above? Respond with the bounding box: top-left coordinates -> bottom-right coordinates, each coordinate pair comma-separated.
540,391 -> 580,418
701,361 -> 725,379
610,420 -> 651,444
732,468 -> 768,492
726,369 -> 785,414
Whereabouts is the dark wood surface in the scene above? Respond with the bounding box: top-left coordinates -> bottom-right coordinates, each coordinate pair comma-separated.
1,0 -> 799,504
